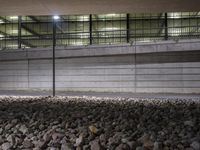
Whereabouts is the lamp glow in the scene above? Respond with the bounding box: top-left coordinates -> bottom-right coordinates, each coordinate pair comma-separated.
10,16 -> 18,20
53,15 -> 60,20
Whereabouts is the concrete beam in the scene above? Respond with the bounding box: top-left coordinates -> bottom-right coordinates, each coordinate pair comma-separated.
0,39 -> 200,61
0,0 -> 200,15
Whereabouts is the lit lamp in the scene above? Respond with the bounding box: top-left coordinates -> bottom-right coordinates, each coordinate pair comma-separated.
52,15 -> 60,97
53,15 -> 60,20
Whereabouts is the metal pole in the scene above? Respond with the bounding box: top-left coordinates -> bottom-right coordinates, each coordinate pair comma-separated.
126,14 -> 130,43
53,19 -> 56,96
18,16 -> 22,49
164,13 -> 168,40
89,14 -> 92,45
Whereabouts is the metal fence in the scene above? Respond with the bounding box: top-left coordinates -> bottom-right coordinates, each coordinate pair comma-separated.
0,12 -> 200,50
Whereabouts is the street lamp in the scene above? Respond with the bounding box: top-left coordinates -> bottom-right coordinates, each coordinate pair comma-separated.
52,15 -> 59,96
53,15 -> 60,20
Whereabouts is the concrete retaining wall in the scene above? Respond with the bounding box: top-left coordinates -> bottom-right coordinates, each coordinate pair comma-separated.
0,39 -> 200,93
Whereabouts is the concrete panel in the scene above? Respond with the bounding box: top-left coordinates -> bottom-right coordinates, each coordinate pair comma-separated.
55,69 -> 135,75
0,64 -> 28,70
56,81 -> 135,88
0,40 -> 200,93
136,88 -> 184,93
29,82 -> 52,88
56,87 -> 135,92
55,75 -> 135,82
0,51 -> 27,61
0,76 -> 28,82
137,74 -> 200,81
0,82 -> 28,88
136,62 -> 200,68
136,68 -> 183,75
136,81 -> 183,88
182,68 -> 200,74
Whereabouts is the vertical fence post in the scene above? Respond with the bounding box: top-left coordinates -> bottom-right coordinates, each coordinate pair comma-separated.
18,16 -> 22,49
164,13 -> 168,40
89,14 -> 92,45
126,14 -> 130,43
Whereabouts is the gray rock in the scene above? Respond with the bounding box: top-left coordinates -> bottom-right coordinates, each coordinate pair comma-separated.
90,139 -> 102,150
52,132 -> 64,141
4,124 -> 13,130
22,140 -> 34,148
184,120 -> 194,127
99,134 -> 106,143
190,141 -> 200,150
153,142 -> 162,150
136,146 -> 147,150
127,141 -> 137,149
11,119 -> 18,125
61,143 -> 74,150
115,143 -> 130,150
75,134 -> 83,147
6,135 -> 15,145
1,142 -> 12,150
0,96 -> 199,150
0,128 -> 3,134
19,125 -> 28,134
49,147 -> 59,150
89,125 -> 98,134
0,136 -> 3,145
137,133 -> 150,143
138,133 -> 153,148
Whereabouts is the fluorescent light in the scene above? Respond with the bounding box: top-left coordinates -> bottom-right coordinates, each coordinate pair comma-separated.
10,30 -> 18,34
10,16 -> 18,20
79,16 -> 89,21
7,44 -> 18,48
53,15 -> 60,20
106,14 -> 117,17
141,39 -> 151,42
169,13 -> 181,18
71,41 -> 84,45
0,20 -> 4,24
0,34 -> 4,38
169,28 -> 181,36
78,33 -> 90,38
102,27 -> 119,31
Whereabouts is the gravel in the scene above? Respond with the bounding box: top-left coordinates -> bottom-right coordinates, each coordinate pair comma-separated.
0,96 -> 199,150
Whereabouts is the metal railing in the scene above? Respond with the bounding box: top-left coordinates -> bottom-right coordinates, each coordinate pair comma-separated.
0,13 -> 200,50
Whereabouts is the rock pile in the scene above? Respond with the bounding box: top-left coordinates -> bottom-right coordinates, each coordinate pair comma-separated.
0,96 -> 199,150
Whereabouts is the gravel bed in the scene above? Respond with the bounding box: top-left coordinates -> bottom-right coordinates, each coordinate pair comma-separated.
0,96 -> 199,150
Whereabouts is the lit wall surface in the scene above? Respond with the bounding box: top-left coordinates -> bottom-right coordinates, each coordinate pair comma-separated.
0,12 -> 200,49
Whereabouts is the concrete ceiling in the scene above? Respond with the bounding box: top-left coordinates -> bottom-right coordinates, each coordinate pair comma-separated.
0,0 -> 200,16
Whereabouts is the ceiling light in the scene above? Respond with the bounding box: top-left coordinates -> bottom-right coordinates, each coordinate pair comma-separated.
71,41 -> 84,45
11,30 -> 18,34
169,13 -> 181,18
7,44 -> 18,48
10,16 -> 18,20
53,15 -> 60,20
0,20 -> 4,24
102,27 -> 119,31
79,16 -> 89,21
0,34 -> 4,38
106,14 -> 117,17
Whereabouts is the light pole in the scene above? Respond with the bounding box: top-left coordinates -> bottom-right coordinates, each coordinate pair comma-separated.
52,15 -> 60,96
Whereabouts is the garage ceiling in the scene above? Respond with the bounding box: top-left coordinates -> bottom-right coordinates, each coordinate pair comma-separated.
0,0 -> 200,16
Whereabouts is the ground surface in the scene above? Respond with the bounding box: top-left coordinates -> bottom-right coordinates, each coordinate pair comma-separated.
0,90 -> 200,100
0,96 -> 199,150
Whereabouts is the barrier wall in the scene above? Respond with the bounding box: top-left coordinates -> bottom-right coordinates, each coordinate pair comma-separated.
0,39 -> 200,93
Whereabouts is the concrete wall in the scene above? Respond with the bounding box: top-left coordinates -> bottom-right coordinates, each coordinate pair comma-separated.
0,39 -> 200,93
